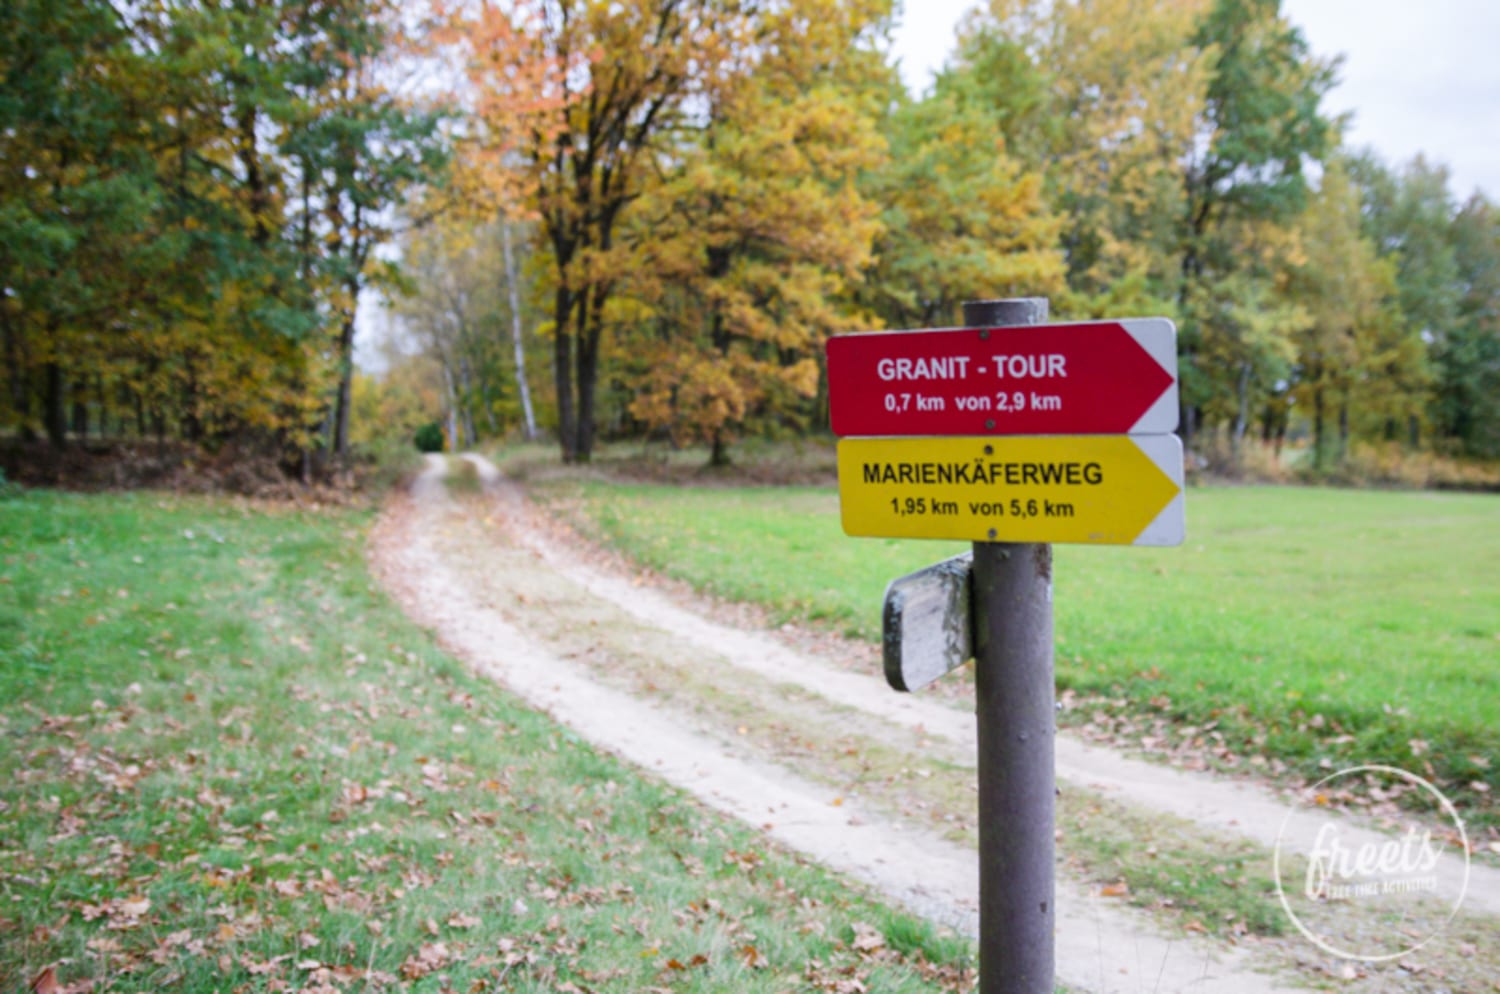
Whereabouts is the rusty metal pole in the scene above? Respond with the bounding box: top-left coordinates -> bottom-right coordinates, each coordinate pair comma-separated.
964,298 -> 1054,994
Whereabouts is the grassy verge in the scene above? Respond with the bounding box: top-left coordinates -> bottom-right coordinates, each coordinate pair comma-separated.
524,475 -> 1500,835
0,490 -> 976,992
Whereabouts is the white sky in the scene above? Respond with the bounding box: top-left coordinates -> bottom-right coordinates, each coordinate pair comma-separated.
889,0 -> 1500,202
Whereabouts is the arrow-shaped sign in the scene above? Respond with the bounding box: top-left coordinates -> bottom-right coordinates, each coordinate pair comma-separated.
826,319 -> 1177,437
837,434 -> 1184,545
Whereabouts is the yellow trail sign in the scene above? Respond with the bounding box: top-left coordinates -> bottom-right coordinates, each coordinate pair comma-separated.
837,435 -> 1184,545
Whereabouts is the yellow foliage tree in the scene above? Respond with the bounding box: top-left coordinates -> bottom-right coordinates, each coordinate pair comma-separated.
862,90 -> 1064,329
952,0 -> 1213,316
623,0 -> 894,464
431,0 -> 709,463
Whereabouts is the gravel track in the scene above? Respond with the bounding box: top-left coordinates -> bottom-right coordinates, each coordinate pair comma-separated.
369,454 -> 1494,993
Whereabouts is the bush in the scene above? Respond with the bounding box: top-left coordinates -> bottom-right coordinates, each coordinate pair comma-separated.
413,422 -> 445,453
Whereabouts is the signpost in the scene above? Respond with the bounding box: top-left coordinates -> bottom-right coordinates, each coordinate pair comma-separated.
826,319 -> 1177,437
828,299 -> 1184,994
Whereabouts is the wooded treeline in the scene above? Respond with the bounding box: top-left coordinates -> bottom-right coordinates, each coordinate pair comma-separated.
2,0 -> 445,471
8,0 -> 1500,475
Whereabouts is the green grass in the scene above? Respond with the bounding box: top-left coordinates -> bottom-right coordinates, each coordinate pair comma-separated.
531,478 -> 1500,828
0,490 -> 976,992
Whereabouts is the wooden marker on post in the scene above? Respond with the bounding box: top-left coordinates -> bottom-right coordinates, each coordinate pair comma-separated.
965,298 -> 1054,994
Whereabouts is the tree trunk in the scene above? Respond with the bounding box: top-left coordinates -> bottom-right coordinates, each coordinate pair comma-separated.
575,289 -> 604,463
1313,385 -> 1325,470
1408,414 -> 1420,449
183,352 -> 202,442
1180,403 -> 1198,454
3,317 -> 29,437
44,362 -> 67,449
97,373 -> 109,440
502,222 -> 538,441
331,304 -> 357,459
458,357 -> 478,447
1338,400 -> 1349,461
442,361 -> 462,451
710,430 -> 731,467
553,286 -> 577,463
1231,361 -> 1251,459
477,367 -> 499,437
72,396 -> 88,441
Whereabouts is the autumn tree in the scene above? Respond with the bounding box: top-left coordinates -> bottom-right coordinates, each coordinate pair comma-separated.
1182,224 -> 1307,456
623,0 -> 893,464
388,213 -> 547,446
0,0 -> 444,472
436,0 -> 716,463
0,0 -> 156,446
1177,0 -> 1337,445
1439,195 -> 1500,456
246,0 -> 450,461
951,0 -> 1213,318
860,86 -> 1063,329
1349,154 -> 1487,452
862,3 -> 1072,329
1285,160 -> 1410,468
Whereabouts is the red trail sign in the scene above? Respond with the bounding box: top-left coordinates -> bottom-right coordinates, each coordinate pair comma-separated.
826,319 -> 1177,437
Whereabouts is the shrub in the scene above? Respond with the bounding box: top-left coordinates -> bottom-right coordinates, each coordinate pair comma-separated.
413,422 -> 445,453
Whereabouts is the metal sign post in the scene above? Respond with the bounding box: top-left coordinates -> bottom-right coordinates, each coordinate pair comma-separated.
965,298 -> 1055,994
828,296 -> 1184,994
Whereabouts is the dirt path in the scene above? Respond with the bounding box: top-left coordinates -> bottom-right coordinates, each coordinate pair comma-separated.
370,455 -> 1493,994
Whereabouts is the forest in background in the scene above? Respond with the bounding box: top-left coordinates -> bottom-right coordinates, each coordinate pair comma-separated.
7,0 -> 1500,483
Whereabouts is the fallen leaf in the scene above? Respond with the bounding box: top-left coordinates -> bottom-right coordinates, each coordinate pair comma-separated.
28,967 -> 59,994
1099,882 -> 1129,898
118,895 -> 151,918
400,941 -> 450,980
851,922 -> 885,953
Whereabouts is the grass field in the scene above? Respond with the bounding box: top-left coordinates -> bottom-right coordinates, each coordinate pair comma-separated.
530,475 -> 1500,830
0,490 -> 976,992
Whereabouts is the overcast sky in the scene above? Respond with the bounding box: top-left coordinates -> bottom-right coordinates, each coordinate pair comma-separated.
890,0 -> 1500,203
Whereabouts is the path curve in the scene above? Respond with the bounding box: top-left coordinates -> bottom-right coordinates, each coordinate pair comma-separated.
370,455 -> 1332,994
459,453 -> 1496,918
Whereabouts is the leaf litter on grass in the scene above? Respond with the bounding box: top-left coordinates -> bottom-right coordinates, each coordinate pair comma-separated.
0,491 -> 977,994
